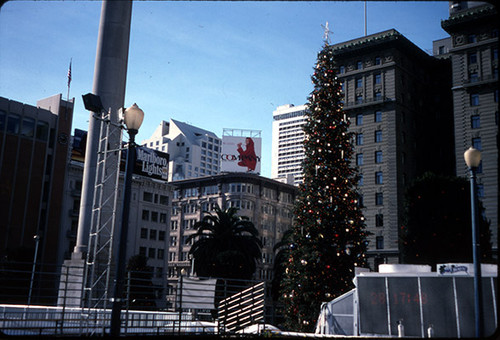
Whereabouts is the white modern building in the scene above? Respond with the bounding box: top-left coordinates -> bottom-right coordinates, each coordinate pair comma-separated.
271,104 -> 307,186
142,120 -> 222,181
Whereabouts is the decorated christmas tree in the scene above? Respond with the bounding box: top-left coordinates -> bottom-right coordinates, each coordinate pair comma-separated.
279,41 -> 369,332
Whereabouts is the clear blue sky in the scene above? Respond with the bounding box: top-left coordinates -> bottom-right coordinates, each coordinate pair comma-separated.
0,1 -> 450,178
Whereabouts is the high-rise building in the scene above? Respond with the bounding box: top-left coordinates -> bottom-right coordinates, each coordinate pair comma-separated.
0,94 -> 74,270
271,104 -> 307,186
166,173 -> 297,307
271,29 -> 455,267
142,120 -> 222,181
441,1 -> 498,252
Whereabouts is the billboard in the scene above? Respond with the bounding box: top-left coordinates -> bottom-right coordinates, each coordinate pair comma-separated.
128,146 -> 169,181
221,136 -> 261,174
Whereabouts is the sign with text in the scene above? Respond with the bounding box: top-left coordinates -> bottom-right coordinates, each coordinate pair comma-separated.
122,146 -> 169,181
221,136 -> 261,174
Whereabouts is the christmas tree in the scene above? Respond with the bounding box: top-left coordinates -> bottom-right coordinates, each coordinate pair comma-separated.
279,42 -> 369,332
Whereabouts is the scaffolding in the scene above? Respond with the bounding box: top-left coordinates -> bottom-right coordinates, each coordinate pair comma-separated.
82,109 -> 124,320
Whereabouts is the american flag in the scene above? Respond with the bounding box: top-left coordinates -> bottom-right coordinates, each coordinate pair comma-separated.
67,59 -> 72,87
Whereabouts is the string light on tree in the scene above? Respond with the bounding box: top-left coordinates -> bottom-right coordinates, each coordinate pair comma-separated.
279,24 -> 369,332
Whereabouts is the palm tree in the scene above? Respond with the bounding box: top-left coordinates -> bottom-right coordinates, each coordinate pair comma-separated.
187,204 -> 262,280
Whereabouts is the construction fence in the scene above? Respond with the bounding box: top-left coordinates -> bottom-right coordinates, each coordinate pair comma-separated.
0,261 -> 279,336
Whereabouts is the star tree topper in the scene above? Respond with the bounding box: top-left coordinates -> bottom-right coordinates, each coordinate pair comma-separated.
321,21 -> 332,44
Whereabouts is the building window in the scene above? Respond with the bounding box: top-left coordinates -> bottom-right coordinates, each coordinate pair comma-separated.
374,73 -> 381,84
375,171 -> 383,184
374,92 -> 382,101
493,48 -> 498,60
472,137 -> 482,150
149,229 -> 157,240
375,192 -> 383,206
148,248 -> 156,259
140,228 -> 148,239
358,194 -> 364,208
160,213 -> 167,224
376,214 -> 384,227
21,117 -> 35,137
142,210 -> 150,221
471,115 -> 480,129
375,151 -> 383,163
374,56 -> 381,65
470,93 -> 479,106
36,121 -> 49,141
357,61 -> 363,70
139,247 -> 146,256
375,110 -> 382,122
356,114 -> 363,126
151,211 -> 158,223
375,130 -> 382,143
356,78 -> 363,88
376,236 -> 384,249
6,114 -> 20,134
358,173 -> 363,186
159,230 -> 166,241
467,34 -> 477,43
468,52 -> 478,64
169,236 -> 177,247
356,94 -> 363,104
356,133 -> 364,145
469,71 -> 479,82
356,153 -> 364,166
339,65 -> 345,74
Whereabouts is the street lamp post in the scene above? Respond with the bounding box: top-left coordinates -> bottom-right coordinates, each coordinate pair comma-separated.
28,234 -> 41,305
110,104 -> 144,336
464,146 -> 483,338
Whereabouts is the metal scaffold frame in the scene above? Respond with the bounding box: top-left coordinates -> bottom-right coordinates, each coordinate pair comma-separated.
82,110 -> 124,320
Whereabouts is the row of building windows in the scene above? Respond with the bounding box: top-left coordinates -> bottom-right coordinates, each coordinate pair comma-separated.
140,227 -> 166,241
143,192 -> 169,205
353,111 -> 383,126
356,151 -> 383,166
357,193 -> 384,207
0,111 -> 50,141
139,246 -> 165,260
358,172 -> 384,185
142,209 -> 168,223
355,130 -> 383,145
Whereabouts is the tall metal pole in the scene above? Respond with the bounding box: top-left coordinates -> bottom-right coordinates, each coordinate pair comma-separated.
110,129 -> 137,336
469,166 -> 483,338
73,0 -> 132,258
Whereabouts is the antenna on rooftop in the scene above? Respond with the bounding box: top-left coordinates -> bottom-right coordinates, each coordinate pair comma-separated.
364,1 -> 367,36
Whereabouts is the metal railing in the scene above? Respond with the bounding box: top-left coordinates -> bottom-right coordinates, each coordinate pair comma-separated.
0,262 -> 277,336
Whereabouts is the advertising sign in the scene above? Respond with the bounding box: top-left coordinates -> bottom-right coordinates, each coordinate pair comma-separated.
221,136 -> 261,174
133,147 -> 169,181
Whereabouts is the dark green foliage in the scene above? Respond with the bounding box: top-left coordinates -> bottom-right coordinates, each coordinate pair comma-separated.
278,44 -> 369,332
187,204 -> 262,280
400,172 -> 492,268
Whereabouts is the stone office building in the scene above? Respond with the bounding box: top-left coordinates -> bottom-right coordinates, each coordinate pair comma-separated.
166,173 -> 297,303
441,1 -> 498,251
330,29 -> 455,267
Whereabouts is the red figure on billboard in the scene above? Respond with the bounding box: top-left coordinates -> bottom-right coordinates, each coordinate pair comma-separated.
237,137 -> 257,171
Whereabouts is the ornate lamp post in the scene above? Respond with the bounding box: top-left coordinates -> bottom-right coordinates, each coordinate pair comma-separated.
463,146 -> 483,338
110,103 -> 144,336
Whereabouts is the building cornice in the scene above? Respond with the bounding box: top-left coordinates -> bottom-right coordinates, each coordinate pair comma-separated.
441,4 -> 497,31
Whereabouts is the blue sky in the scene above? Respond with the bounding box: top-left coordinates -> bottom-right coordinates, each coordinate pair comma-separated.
0,1 -> 450,177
